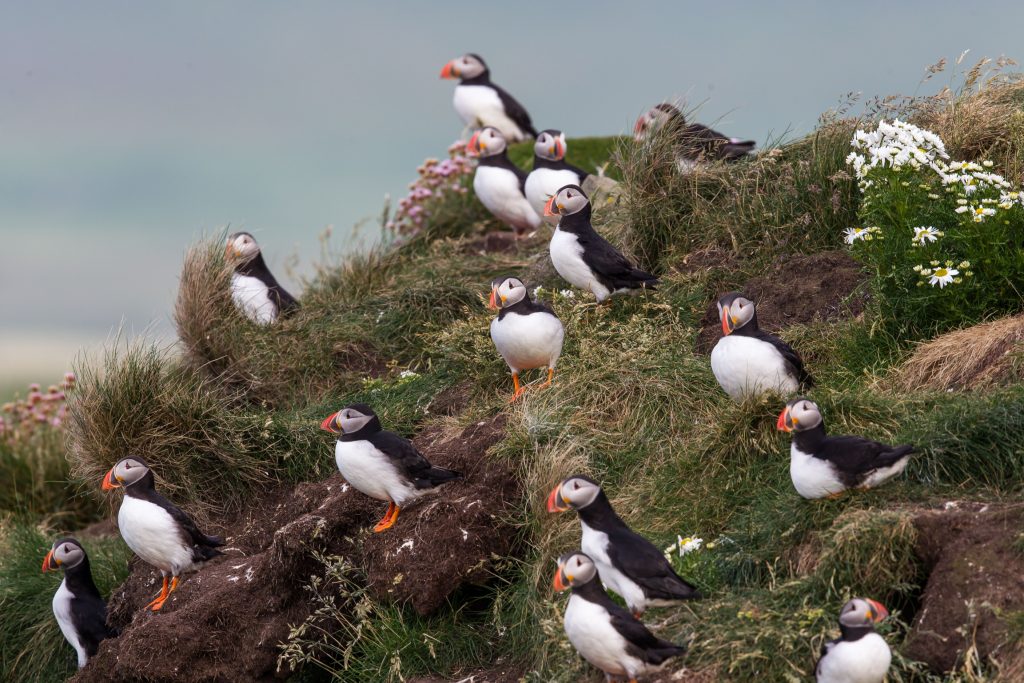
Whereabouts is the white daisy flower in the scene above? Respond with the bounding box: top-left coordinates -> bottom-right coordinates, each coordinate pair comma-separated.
912,226 -> 940,245
928,266 -> 959,288
677,536 -> 703,557
844,227 -> 870,244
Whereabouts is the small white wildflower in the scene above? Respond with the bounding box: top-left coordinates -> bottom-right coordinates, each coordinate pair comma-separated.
677,536 -> 703,557
912,226 -> 940,245
844,227 -> 869,244
928,266 -> 959,288
983,160 -> 994,168
559,289 -> 575,299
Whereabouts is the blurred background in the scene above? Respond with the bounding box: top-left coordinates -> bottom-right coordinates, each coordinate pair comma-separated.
2,0 -> 1023,391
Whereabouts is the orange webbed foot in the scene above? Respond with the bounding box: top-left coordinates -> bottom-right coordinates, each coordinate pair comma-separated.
372,501 -> 400,533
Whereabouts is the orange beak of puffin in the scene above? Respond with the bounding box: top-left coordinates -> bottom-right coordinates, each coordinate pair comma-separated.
101,467 -> 120,491
777,406 -> 792,432
634,116 -> 646,136
553,138 -> 564,159
440,61 -> 457,79
488,286 -> 498,310
543,195 -> 559,218
466,131 -> 481,157
42,549 -> 58,572
320,412 -> 341,434
546,484 -> 570,513
721,306 -> 733,336
866,599 -> 889,623
552,565 -> 569,592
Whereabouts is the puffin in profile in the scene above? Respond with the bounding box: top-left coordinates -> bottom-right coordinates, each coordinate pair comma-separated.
545,185 -> 658,302
710,292 -> 813,400
635,103 -> 756,171
102,457 -> 224,611
320,403 -> 462,532
489,276 -> 565,401
525,130 -> 589,220
468,127 -> 541,236
42,537 -> 114,668
225,231 -> 299,325
547,476 -> 700,616
816,598 -> 891,683
439,53 -> 537,142
778,398 -> 914,499
553,552 -> 687,681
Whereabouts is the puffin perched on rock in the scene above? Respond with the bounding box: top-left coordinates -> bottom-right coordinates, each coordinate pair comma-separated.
635,103 -> 756,171
554,551 -> 687,681
778,398 -> 914,499
102,456 -> 224,611
489,276 -> 565,401
42,537 -> 114,668
816,598 -> 891,683
440,53 -> 537,142
225,231 -> 299,325
469,127 -> 541,235
547,475 -> 700,616
320,403 -> 462,532
710,292 -> 812,400
545,185 -> 658,302
525,130 -> 589,219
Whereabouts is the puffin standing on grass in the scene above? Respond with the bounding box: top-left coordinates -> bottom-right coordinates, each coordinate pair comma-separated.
547,476 -> 700,616
525,130 -> 589,219
469,127 -> 541,235
225,231 -> 299,325
102,457 -> 224,611
634,102 -> 756,171
42,538 -> 114,668
816,598 -> 891,683
553,552 -> 687,682
320,404 -> 462,532
545,185 -> 658,302
777,398 -> 914,499
439,53 -> 537,142
710,292 -> 813,400
489,276 -> 565,401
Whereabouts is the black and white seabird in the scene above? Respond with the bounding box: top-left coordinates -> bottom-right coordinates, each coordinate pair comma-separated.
778,398 -> 914,499
553,551 -> 687,682
440,53 -> 537,142
42,538 -> 114,668
710,292 -> 813,400
225,231 -> 299,325
635,103 -> 756,171
525,130 -> 589,220
816,598 -> 891,683
320,404 -> 462,532
468,127 -> 541,235
102,457 -> 224,611
547,476 -> 700,616
488,276 -> 565,401
545,185 -> 658,302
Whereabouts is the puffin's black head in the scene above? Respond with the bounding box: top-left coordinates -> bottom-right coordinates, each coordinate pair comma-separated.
552,551 -> 598,592
535,130 -> 567,161
838,598 -> 889,628
546,475 -> 601,513
42,537 -> 87,573
543,185 -> 589,220
467,126 -> 506,158
717,292 -> 757,336
102,455 -> 151,491
439,53 -> 487,81
320,403 -> 381,437
634,102 -> 685,141
488,276 -> 528,310
777,397 -> 823,433
226,231 -> 261,263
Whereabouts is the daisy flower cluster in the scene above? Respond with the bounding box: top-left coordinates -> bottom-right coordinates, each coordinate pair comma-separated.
843,226 -> 882,244
846,119 -> 949,182
385,140 -> 474,237
914,260 -> 973,288
0,373 -> 75,442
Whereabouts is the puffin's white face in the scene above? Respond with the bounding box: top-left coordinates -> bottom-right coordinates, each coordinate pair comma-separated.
553,552 -> 598,591
535,130 -> 567,161
547,476 -> 601,512
838,598 -> 889,627
226,232 -> 260,262
777,398 -> 822,433
440,53 -> 487,80
491,277 -> 527,309
103,456 -> 149,490
322,405 -> 376,435
634,105 -> 677,141
718,294 -> 755,335
544,185 -> 589,218
468,127 -> 506,157
43,538 -> 86,572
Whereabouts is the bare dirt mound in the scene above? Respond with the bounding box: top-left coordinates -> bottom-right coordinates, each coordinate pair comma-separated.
74,414 -> 513,683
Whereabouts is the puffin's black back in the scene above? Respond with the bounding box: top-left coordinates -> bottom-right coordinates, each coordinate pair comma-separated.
558,203 -> 660,292
125,470 -> 224,561
61,551 -> 115,655
235,252 -> 300,316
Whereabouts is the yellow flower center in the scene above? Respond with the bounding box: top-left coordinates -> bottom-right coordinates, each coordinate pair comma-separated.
935,268 -> 948,277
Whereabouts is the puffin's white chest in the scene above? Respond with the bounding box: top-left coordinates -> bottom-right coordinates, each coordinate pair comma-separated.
580,523 -> 647,612
790,444 -> 845,499
230,272 -> 277,325
550,227 -> 610,301
473,166 -> 539,232
710,334 -> 798,400
453,85 -> 525,141
118,495 -> 195,574
525,167 -> 582,218
53,578 -> 88,668
564,594 -> 640,677
334,439 -> 416,505
816,633 -> 891,683
490,311 -> 564,373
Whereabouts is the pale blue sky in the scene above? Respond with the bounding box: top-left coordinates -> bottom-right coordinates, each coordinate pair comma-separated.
2,1 -> 1022,380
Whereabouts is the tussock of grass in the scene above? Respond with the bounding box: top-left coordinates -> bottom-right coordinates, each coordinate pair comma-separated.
0,433 -> 99,527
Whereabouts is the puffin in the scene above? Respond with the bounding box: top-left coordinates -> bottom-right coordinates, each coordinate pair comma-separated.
777,398 -> 914,499
102,456 -> 224,611
489,275 -> 565,401
42,537 -> 114,668
553,551 -> 687,682
816,598 -> 891,683
225,231 -> 299,325
710,292 -> 813,400
468,127 -> 541,235
635,103 -> 756,171
524,130 -> 589,220
320,403 -> 462,532
545,185 -> 659,302
547,475 -> 700,616
439,53 -> 537,142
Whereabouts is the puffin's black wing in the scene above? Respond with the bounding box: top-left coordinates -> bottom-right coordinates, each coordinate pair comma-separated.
268,283 -> 300,316
576,228 -> 660,291
606,604 -> 686,664
71,594 -> 113,655
606,528 -> 701,601
146,490 -> 224,554
491,83 -> 537,138
754,330 -> 814,389
817,437 -> 914,485
369,431 -> 462,488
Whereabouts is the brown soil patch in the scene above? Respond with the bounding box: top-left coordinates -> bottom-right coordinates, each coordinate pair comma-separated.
695,250 -> 867,353
74,414 -> 513,683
